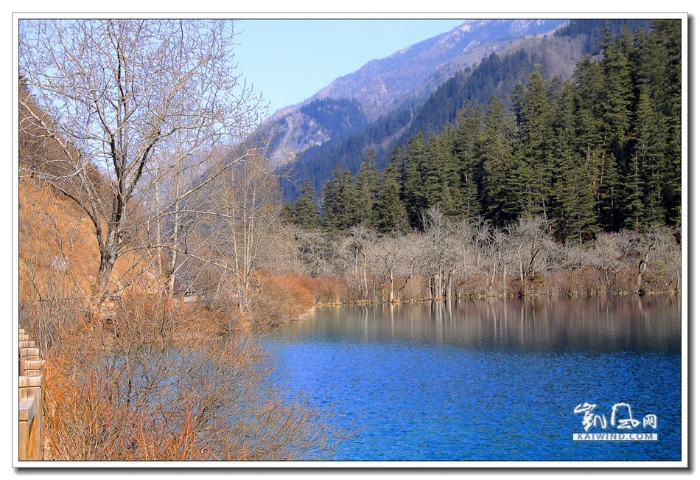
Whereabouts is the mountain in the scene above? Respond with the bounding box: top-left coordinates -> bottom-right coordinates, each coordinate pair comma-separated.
267,19 -> 656,203
264,19 -> 566,167
312,20 -> 567,121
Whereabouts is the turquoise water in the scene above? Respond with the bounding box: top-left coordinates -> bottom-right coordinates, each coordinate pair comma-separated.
266,296 -> 682,462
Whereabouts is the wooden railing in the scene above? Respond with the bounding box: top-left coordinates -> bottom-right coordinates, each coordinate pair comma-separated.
18,327 -> 44,461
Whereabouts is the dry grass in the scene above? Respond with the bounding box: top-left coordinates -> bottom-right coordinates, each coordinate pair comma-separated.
28,295 -> 345,462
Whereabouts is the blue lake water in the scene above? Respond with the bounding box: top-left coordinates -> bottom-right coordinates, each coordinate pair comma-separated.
265,296 -> 683,462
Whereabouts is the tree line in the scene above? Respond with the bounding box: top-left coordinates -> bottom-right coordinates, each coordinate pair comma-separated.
282,213 -> 680,303
285,20 -> 682,242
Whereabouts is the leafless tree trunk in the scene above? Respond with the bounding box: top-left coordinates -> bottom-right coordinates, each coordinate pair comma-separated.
182,149 -> 282,326
506,216 -> 552,296
19,19 -> 264,313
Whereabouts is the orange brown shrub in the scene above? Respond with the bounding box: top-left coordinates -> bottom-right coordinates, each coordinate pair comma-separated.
250,272 -> 316,328
290,273 -> 347,305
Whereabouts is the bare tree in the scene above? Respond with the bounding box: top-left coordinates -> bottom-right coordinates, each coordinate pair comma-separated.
19,19 -> 264,312
449,219 -> 479,297
614,226 -> 680,295
505,216 -> 554,296
420,207 -> 462,300
290,227 -> 338,278
179,149 -> 282,326
138,142 -> 223,297
341,226 -> 377,301
590,231 -> 627,292
650,227 -> 682,292
370,233 -> 407,302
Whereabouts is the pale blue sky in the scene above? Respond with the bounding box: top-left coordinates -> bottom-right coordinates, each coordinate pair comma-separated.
232,19 -> 465,115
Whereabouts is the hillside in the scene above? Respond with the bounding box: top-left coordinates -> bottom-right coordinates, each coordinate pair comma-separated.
265,19 -> 566,168
284,19 -> 680,240
313,20 -> 566,121
276,19 -> 654,202
18,82 -> 159,305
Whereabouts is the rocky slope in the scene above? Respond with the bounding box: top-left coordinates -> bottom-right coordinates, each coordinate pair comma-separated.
264,19 -> 566,166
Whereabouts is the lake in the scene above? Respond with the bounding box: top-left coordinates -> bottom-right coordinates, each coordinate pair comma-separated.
265,295 -> 683,463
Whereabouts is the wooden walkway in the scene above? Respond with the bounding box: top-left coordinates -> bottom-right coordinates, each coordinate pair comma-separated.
18,327 -> 44,461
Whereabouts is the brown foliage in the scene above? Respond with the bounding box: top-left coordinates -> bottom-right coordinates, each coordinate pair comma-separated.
19,176 -> 160,308
37,295 -> 344,461
250,272 -> 316,328
18,178 -> 98,304
291,274 -> 347,305
19,171 -> 345,461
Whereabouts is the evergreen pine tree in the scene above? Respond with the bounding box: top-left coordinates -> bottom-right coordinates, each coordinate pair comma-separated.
402,132 -> 428,229
321,165 -> 361,232
631,86 -> 666,229
480,96 -> 518,225
355,149 -> 381,226
291,179 -> 320,229
645,19 -> 682,226
623,152 -> 646,231
598,24 -> 635,230
374,162 -> 410,233
424,130 -> 462,217
454,102 -> 483,223
573,55 -> 607,229
552,82 -> 597,242
513,70 -> 555,218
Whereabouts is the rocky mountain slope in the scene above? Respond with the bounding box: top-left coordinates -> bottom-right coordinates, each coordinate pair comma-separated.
265,19 -> 566,166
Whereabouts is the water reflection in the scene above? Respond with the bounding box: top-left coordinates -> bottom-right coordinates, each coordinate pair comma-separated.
269,295 -> 682,461
277,295 -> 681,354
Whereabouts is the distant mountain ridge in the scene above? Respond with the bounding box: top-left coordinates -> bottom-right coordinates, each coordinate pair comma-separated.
264,19 -> 566,166
313,20 -> 565,120
266,18 -> 656,203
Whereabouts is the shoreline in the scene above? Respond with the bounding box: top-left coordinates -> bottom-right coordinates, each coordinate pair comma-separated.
309,288 -> 681,308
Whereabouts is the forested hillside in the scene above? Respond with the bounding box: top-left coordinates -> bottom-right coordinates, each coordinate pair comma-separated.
299,98 -> 368,138
285,20 -> 681,240
280,19 -> 653,202
272,20 -> 568,197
